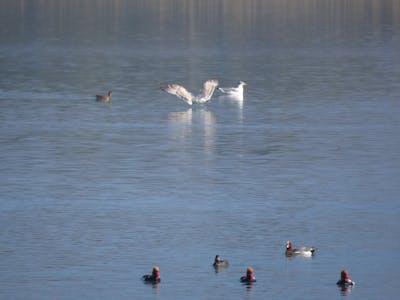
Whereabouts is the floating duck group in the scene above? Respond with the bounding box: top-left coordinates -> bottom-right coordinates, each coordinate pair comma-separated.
97,84 -> 355,291
97,84 -> 355,292
142,241 -> 355,289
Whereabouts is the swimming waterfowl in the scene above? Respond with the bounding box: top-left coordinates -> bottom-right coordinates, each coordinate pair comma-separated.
336,269 -> 355,287
213,255 -> 229,268
142,266 -> 161,283
240,267 -> 256,283
96,90 -> 112,102
285,241 -> 316,257
160,79 -> 219,105
218,81 -> 247,99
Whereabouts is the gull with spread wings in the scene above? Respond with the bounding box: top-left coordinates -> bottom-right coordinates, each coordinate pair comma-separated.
160,79 -> 219,105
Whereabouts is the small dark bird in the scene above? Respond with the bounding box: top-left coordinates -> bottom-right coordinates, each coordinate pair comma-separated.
142,266 -> 161,284
96,90 -> 112,102
336,269 -> 355,287
240,267 -> 256,283
213,255 -> 229,268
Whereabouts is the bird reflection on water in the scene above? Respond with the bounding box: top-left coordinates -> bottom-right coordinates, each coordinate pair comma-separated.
168,108 -> 216,154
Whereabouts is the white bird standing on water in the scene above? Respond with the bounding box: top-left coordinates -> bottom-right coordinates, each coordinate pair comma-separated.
160,79 -> 219,105
218,81 -> 247,99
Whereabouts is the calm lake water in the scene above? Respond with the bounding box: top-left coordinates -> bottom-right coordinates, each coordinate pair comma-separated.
1,0 -> 399,299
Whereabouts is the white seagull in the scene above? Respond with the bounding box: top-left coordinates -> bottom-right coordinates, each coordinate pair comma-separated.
218,81 -> 247,99
160,79 -> 219,105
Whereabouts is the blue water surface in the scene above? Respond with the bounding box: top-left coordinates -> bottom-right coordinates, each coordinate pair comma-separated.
0,1 -> 399,299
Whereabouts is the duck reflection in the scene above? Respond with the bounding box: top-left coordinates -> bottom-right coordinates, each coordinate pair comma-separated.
339,284 -> 353,296
152,282 -> 160,292
168,108 -> 216,154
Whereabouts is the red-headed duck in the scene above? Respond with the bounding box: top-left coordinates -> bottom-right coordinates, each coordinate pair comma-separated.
142,266 -> 161,283
336,269 -> 355,287
240,267 -> 256,283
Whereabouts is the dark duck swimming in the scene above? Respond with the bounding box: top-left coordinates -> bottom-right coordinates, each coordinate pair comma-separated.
240,267 -> 256,283
336,269 -> 355,287
96,90 -> 112,102
142,266 -> 161,283
213,255 -> 229,268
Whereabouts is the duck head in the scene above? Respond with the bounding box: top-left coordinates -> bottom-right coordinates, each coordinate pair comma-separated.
286,241 -> 293,250
152,266 -> 160,277
341,269 -> 350,281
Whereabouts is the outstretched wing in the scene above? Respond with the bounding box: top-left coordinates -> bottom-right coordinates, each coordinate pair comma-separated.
160,83 -> 194,105
199,79 -> 219,102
